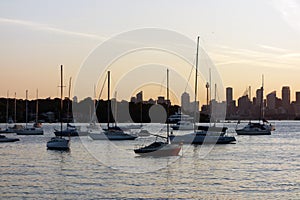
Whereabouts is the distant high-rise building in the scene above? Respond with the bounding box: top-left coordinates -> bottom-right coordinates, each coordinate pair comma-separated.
296,92 -> 300,104
136,91 -> 143,103
256,88 -> 263,106
237,95 -> 251,116
282,86 -> 290,109
226,87 -> 233,105
181,92 -> 190,112
157,96 -> 165,104
267,91 -> 276,110
130,97 -> 136,103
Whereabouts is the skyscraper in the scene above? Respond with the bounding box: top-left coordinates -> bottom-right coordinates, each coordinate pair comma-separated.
226,87 -> 233,105
296,92 -> 300,104
136,91 -> 143,103
267,91 -> 276,110
181,92 -> 190,112
282,86 -> 290,109
256,88 -> 263,106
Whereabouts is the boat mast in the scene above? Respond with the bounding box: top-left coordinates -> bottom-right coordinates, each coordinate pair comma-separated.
67,77 -> 72,124
114,91 -> 117,127
260,74 -> 264,121
14,92 -> 16,123
36,89 -> 38,124
107,71 -> 110,129
6,91 -> 9,129
25,90 -> 28,128
60,65 -> 63,137
167,68 -> 170,143
193,36 -> 200,133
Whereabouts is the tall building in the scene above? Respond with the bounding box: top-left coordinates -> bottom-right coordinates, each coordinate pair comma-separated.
181,92 -> 190,112
267,91 -> 276,110
296,92 -> 300,104
237,95 -> 251,116
157,96 -> 165,104
256,88 -> 263,106
226,87 -> 233,105
136,91 -> 143,103
282,86 -> 290,109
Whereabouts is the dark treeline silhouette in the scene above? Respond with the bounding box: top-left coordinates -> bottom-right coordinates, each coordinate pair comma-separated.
0,97 -> 185,123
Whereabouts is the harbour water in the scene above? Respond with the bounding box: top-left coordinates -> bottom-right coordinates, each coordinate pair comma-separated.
0,121 -> 299,199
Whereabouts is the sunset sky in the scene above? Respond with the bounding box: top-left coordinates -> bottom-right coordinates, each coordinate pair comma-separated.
1,0 -> 300,106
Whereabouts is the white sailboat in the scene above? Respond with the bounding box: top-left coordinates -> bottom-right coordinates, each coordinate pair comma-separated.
89,71 -> 137,140
16,90 -> 44,135
235,75 -> 275,135
47,65 -> 70,150
169,36 -> 236,144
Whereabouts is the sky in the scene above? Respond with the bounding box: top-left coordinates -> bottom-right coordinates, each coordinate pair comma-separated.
1,0 -> 300,106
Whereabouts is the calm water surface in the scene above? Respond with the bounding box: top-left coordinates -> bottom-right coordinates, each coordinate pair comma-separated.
0,121 -> 299,199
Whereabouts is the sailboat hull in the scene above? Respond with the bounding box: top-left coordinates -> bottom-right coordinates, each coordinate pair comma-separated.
16,128 -> 44,135
0,129 -> 15,134
134,142 -> 181,156
169,134 -> 236,144
89,131 -> 137,140
0,135 -> 20,143
47,137 -> 70,150
236,129 -> 271,135
54,129 -> 89,137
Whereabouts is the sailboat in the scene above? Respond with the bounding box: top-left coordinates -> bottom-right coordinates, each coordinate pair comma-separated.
235,75 -> 275,135
134,69 -> 182,156
0,91 -> 16,133
47,65 -> 70,150
169,36 -> 236,145
54,77 -> 88,137
89,71 -> 138,140
16,90 -> 44,135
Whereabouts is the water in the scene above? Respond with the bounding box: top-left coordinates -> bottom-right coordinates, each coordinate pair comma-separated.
0,121 -> 299,199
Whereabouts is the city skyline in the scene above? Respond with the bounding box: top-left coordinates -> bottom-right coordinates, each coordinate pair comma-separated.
1,1 -> 300,102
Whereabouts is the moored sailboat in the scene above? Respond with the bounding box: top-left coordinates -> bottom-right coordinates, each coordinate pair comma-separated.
16,90 -> 44,135
134,69 -> 182,156
0,91 -> 15,134
169,36 -> 236,145
235,76 -> 274,135
47,65 -> 70,150
89,71 -> 137,140
0,134 -> 20,143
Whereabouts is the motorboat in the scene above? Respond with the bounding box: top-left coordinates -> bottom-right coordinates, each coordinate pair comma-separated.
168,112 -> 193,124
171,120 -> 194,130
236,121 -> 273,135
